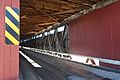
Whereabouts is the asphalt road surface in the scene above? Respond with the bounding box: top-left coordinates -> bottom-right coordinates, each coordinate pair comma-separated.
20,49 -> 105,80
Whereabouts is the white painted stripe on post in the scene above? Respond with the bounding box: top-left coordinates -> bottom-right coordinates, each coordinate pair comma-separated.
19,51 -> 42,68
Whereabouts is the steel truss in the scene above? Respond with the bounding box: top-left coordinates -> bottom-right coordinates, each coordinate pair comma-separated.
22,25 -> 69,53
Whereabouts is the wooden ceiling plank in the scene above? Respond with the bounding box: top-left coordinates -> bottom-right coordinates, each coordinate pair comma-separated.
36,22 -> 57,26
38,0 -> 79,10
21,0 -> 101,36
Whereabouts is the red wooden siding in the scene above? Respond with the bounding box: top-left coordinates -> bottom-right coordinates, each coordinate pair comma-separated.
69,1 -> 120,69
0,0 -> 19,80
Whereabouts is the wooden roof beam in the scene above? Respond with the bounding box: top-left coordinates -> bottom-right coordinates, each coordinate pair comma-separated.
21,31 -> 37,34
66,0 -> 97,5
43,0 -> 80,7
51,8 -> 85,15
29,5 -> 59,23
35,0 -> 78,10
36,22 -> 57,26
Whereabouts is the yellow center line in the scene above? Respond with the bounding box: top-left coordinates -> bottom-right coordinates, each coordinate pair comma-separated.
5,30 -> 19,45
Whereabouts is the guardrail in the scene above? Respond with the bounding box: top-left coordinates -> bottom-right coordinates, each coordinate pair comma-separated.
20,46 -> 120,67
20,46 -> 100,66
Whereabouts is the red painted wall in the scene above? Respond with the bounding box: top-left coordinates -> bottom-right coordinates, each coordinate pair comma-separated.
0,0 -> 19,80
69,1 -> 120,69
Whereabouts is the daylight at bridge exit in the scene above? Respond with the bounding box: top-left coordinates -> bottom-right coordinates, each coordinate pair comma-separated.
0,0 -> 120,80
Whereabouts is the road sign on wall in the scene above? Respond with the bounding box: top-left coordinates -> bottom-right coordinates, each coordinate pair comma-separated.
5,7 -> 20,45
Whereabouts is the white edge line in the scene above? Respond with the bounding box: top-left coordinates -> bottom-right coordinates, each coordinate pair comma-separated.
19,51 -> 42,68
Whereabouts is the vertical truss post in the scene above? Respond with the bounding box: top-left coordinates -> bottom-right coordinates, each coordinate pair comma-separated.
23,24 -> 70,53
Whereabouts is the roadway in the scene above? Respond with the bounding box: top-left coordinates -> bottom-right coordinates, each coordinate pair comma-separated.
20,49 -> 108,80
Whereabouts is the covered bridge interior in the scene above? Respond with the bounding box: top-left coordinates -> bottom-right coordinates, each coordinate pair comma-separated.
0,0 -> 120,80
20,0 -> 120,80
